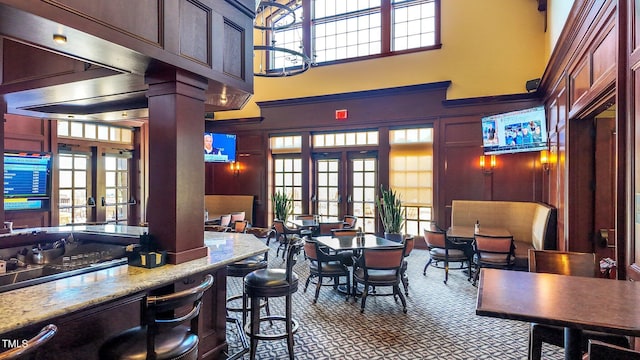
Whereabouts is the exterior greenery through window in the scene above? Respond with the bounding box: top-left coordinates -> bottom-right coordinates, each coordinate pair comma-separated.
264,0 -> 440,71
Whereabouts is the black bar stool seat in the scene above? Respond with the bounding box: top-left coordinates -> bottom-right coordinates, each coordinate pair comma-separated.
243,240 -> 302,360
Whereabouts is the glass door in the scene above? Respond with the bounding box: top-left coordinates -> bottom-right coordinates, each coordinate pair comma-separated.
58,152 -> 92,225
314,152 -> 378,233
103,155 -> 131,224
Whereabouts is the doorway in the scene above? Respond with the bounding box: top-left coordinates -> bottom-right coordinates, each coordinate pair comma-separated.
313,152 -> 378,233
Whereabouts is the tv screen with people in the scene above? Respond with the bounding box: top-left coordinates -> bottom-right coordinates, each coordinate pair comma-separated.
204,132 -> 237,163
481,106 -> 548,155
4,151 -> 52,211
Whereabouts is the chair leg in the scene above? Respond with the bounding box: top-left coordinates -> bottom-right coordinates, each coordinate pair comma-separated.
466,259 -> 473,281
401,270 -> 409,295
444,260 -> 449,284
286,294 -> 295,360
249,295 -> 260,360
395,284 -> 407,313
360,283 -> 369,313
345,274 -> 351,301
423,258 -> 433,275
314,275 -> 322,303
304,274 -> 312,293
473,265 -> 481,286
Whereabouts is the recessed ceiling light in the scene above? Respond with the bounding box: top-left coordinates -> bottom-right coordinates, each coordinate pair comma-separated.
53,34 -> 67,44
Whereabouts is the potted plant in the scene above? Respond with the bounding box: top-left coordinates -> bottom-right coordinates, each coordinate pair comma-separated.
272,191 -> 293,223
375,185 -> 405,242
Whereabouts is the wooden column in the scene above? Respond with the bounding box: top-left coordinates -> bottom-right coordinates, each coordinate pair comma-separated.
145,68 -> 208,264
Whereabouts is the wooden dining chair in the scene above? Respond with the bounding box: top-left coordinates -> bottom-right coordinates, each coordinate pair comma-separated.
273,219 -> 305,259
588,340 -> 640,360
352,245 -> 407,313
342,215 -> 358,229
528,250 -> 630,360
472,234 -> 515,286
303,239 -> 350,303
423,228 -> 472,284
219,214 -> 232,228
318,221 -> 344,236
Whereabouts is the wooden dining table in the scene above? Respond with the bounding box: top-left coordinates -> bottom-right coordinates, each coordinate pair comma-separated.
315,234 -> 404,251
476,268 -> 640,360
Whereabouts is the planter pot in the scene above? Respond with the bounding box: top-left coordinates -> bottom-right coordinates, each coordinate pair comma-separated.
384,232 -> 404,243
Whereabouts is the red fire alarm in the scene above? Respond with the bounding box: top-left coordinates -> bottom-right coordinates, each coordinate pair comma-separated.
335,109 -> 348,120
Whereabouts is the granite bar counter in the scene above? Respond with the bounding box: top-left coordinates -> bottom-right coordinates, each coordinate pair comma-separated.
0,227 -> 268,359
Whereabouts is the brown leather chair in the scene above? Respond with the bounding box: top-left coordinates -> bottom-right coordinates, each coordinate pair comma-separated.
230,211 -> 246,223
318,221 -> 345,236
219,214 -> 232,227
0,324 -> 57,360
528,250 -> 630,360
303,239 -> 350,302
99,274 -> 213,360
588,340 -> 640,360
342,215 -> 358,229
472,234 -> 516,285
273,219 -> 306,259
400,236 -> 415,295
423,228 -> 472,284
352,245 -> 407,313
231,219 -> 249,233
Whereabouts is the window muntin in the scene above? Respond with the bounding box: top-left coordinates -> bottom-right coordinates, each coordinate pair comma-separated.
262,0 -> 440,70
313,131 -> 378,147
389,127 -> 434,236
58,153 -> 90,225
58,120 -> 133,144
313,1 -> 382,63
392,0 -> 437,51
274,157 -> 304,218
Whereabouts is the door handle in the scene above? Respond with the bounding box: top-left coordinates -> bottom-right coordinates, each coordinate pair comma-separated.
347,195 -> 352,203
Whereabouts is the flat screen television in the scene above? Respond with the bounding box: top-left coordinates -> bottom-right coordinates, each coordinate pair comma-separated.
481,106 -> 548,155
204,132 -> 237,163
4,151 -> 52,211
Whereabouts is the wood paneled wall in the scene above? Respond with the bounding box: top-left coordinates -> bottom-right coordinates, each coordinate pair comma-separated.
207,83 -> 543,229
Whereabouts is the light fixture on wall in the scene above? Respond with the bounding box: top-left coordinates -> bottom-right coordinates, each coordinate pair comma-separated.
229,161 -> 241,176
540,149 -> 550,172
479,154 -> 496,174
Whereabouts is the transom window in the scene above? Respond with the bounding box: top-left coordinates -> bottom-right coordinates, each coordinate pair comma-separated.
58,120 -> 133,144
313,131 -> 378,147
261,0 -> 439,71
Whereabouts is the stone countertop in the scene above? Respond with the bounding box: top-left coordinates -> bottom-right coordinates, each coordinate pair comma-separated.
5,224 -> 148,237
0,230 -> 268,335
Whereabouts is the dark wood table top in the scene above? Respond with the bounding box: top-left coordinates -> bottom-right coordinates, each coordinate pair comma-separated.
315,234 -> 403,251
476,268 -> 640,337
447,225 -> 512,240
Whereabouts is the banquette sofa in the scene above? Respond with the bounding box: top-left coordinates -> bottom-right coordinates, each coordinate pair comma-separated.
449,200 -> 557,270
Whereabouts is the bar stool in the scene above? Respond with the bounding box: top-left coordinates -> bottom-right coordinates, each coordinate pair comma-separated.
0,324 -> 57,360
99,274 -> 213,360
224,227 -> 273,360
243,239 -> 303,360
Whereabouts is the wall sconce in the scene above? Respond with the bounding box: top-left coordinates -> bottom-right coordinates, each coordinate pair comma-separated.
229,161 -> 241,176
479,155 -> 496,174
540,149 -> 550,172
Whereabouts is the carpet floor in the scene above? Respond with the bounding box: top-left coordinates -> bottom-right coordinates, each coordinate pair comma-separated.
225,242 -> 566,360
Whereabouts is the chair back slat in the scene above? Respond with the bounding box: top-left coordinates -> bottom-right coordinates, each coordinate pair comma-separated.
318,221 -> 345,236
331,229 -> 358,237
424,229 -> 446,248
303,240 -> 317,261
363,247 -> 405,269
529,249 -> 597,277
219,214 -> 232,227
230,211 -> 245,223
474,235 -> 514,253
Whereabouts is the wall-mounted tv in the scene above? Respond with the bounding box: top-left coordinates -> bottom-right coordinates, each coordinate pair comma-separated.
4,151 -> 52,211
204,132 -> 237,163
482,106 -> 548,155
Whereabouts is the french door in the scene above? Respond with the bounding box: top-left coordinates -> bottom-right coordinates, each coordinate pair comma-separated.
313,152 -> 378,233
58,150 -> 131,225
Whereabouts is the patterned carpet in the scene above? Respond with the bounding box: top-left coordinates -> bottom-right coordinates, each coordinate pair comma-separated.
225,241 -> 566,360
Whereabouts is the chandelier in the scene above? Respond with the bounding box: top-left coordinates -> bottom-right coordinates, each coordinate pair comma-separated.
254,1 -> 313,77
